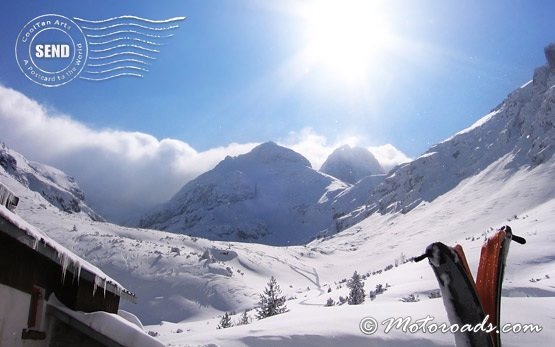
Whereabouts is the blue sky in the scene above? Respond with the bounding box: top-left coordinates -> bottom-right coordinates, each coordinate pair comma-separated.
1,0 -> 554,221
2,0 -> 552,153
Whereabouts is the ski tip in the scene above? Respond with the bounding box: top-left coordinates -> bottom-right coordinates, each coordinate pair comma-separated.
511,234 -> 527,245
501,225 -> 512,233
413,253 -> 428,263
501,225 -> 526,244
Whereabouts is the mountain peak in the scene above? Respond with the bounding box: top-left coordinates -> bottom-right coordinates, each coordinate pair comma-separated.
241,141 -> 312,168
544,43 -> 555,68
320,145 -> 384,184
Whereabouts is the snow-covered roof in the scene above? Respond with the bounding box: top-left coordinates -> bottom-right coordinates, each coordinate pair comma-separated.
48,295 -> 164,347
0,203 -> 135,302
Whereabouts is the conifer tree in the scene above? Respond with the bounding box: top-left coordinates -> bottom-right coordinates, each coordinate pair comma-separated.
217,312 -> 232,329
256,276 -> 288,319
237,310 -> 250,325
347,271 -> 365,305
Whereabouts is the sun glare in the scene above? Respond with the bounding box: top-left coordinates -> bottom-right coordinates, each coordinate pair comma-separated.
302,0 -> 392,83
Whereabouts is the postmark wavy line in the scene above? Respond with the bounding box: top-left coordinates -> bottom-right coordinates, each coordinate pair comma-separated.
73,15 -> 184,82
88,37 -> 162,46
84,66 -> 149,74
80,23 -> 180,31
87,59 -> 150,67
88,51 -> 157,60
74,15 -> 186,24
90,44 -> 160,53
79,72 -> 144,81
87,30 -> 174,39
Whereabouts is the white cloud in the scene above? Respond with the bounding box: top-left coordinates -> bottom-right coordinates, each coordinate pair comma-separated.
368,144 -> 412,171
0,86 -> 256,222
279,128 -> 360,170
279,127 -> 411,171
0,86 -> 410,223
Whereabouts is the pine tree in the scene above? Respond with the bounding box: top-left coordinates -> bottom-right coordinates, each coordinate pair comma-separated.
256,276 -> 287,319
347,271 -> 365,305
217,312 -> 232,329
237,310 -> 250,325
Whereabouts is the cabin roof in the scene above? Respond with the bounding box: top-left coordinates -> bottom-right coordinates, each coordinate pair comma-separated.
0,204 -> 135,302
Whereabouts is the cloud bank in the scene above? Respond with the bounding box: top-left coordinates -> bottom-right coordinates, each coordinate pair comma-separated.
0,85 -> 410,222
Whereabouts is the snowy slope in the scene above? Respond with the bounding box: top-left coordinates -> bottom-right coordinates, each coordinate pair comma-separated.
330,174 -> 386,221
321,145 -> 385,184
149,149 -> 555,347
139,142 -> 349,245
0,145 -> 102,221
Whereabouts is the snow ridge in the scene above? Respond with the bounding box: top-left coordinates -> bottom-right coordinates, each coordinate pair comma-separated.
333,57 -> 555,232
0,145 -> 103,221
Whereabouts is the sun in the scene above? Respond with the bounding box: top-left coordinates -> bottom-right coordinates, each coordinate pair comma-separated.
302,0 -> 393,83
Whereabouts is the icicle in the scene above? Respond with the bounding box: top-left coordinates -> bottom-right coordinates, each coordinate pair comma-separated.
103,278 -> 107,297
32,237 -> 39,250
76,263 -> 82,285
58,252 -> 71,284
93,276 -> 99,297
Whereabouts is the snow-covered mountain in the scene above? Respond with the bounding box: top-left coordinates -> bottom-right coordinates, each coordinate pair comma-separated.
0,145 -> 102,221
332,57 -> 555,233
139,142 -> 349,245
320,145 -> 384,184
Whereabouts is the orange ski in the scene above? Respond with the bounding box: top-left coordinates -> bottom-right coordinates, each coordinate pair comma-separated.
476,226 -> 525,347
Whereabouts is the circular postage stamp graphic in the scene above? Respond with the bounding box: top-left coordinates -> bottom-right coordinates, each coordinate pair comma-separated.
15,14 -> 88,87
